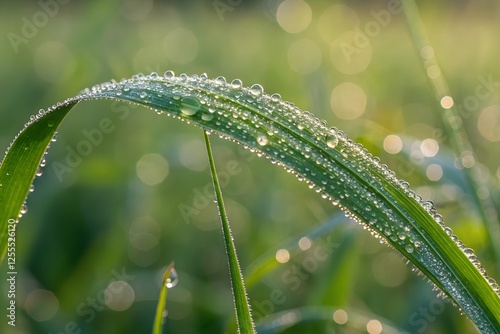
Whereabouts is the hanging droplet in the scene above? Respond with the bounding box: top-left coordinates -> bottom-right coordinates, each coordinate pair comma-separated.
36,168 -> 43,177
21,203 -> 28,215
326,132 -> 339,149
180,96 -> 201,116
40,158 -> 46,167
257,135 -> 269,146
231,79 -> 242,89
29,184 -> 35,192
250,84 -> 263,97
165,268 -> 178,288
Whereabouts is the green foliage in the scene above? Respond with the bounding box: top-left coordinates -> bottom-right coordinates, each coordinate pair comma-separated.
1,72 -> 499,332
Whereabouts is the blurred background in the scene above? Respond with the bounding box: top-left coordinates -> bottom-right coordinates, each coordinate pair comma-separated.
0,0 -> 499,333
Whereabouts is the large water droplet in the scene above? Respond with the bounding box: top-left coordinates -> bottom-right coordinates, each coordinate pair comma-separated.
180,96 -> 201,116
250,84 -> 263,97
257,135 -> 269,146
326,132 -> 339,149
231,79 -> 242,89
271,93 -> 281,103
165,268 -> 178,288
164,70 -> 175,78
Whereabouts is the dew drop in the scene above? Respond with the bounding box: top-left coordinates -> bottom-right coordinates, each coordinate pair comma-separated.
180,96 -> 201,116
139,92 -> 147,99
405,244 -> 414,253
257,135 -> 269,146
20,203 -> 28,215
326,133 -> 339,149
214,76 -> 226,85
29,184 -> 35,193
166,268 -> 178,288
164,70 -> 175,78
270,93 -> 281,103
201,112 -> 214,121
231,79 -> 242,89
36,168 -> 43,177
250,84 -> 263,97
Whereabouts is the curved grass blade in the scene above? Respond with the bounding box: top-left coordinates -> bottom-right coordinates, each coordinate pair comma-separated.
152,262 -> 176,334
204,131 -> 256,334
0,72 -> 499,332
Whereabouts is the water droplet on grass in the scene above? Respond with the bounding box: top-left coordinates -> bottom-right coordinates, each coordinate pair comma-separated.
250,84 -> 263,97
165,268 -> 178,288
231,79 -> 242,89
257,135 -> 269,146
164,70 -> 175,78
180,96 -> 201,116
271,93 -> 281,103
326,132 -> 338,149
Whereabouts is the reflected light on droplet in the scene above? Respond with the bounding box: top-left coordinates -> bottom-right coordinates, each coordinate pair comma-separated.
276,0 -> 312,33
367,319 -> 383,334
136,153 -> 169,185
426,164 -> 443,181
420,138 -> 439,157
288,39 -> 322,74
383,135 -> 403,154
163,28 -> 198,64
330,82 -> 367,120
440,96 -> 454,109
427,65 -> 441,79
25,289 -> 59,321
276,249 -> 290,263
420,45 -> 434,60
105,281 -> 135,311
478,105 -> 500,142
333,309 -> 348,324
298,236 -> 312,250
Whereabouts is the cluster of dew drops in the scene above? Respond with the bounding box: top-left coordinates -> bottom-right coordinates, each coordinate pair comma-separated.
79,71 -> 500,299
3,70 -> 499,305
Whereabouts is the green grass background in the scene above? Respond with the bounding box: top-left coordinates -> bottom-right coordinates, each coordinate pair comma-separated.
0,1 -> 499,333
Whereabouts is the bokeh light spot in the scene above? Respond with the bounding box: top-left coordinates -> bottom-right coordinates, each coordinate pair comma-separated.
136,153 -> 169,185
478,105 -> 500,142
276,0 -> 312,33
333,309 -> 348,324
287,39 -> 322,74
331,31 -> 372,74
298,236 -> 312,250
372,252 -> 407,287
179,139 -> 207,171
420,138 -> 439,157
383,135 -> 403,154
440,96 -> 454,109
25,289 -> 59,321
426,164 -> 443,182
367,319 -> 383,334
105,281 -> 135,311
276,249 -> 290,263
330,82 -> 367,120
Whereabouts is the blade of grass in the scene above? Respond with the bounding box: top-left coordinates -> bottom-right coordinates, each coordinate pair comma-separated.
1,72 -> 499,332
152,262 -> 176,334
401,0 -> 500,273
203,130 -> 256,334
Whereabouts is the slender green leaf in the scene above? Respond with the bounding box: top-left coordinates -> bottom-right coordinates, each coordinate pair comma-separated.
152,262 -> 176,334
1,72 -> 499,332
204,131 -> 256,334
